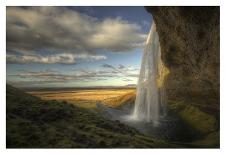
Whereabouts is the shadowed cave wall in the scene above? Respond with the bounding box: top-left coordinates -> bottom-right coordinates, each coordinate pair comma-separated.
146,7 -> 220,106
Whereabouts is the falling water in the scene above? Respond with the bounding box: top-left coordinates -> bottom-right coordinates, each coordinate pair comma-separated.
132,22 -> 166,125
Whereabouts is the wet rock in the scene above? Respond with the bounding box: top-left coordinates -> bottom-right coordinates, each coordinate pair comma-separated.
145,7 -> 219,105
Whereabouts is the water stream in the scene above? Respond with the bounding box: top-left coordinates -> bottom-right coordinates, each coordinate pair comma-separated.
131,22 -> 166,125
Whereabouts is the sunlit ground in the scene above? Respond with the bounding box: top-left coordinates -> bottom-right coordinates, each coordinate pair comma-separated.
28,88 -> 136,108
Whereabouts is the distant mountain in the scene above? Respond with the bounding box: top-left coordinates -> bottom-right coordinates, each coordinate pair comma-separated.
6,84 -> 174,148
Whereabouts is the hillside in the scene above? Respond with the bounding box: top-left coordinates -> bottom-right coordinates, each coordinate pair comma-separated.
6,84 -> 176,148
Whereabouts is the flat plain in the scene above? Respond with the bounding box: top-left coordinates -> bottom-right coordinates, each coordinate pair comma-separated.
28,88 -> 136,108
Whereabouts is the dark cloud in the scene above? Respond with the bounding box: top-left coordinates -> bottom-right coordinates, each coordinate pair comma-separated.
101,64 -> 116,69
6,7 -> 146,64
7,53 -> 106,64
101,63 -> 139,77
118,64 -> 126,69
7,64 -> 139,87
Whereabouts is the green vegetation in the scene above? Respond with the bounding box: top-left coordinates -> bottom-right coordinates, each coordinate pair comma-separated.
103,91 -> 136,108
191,131 -> 220,148
168,100 -> 219,147
6,84 -> 220,148
6,85 -> 176,148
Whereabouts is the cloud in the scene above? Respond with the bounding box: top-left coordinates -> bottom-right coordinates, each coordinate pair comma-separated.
7,53 -> 106,64
7,64 -> 139,87
101,63 -> 139,77
101,64 -> 116,69
8,69 -> 116,84
6,6 -> 146,64
118,64 -> 126,69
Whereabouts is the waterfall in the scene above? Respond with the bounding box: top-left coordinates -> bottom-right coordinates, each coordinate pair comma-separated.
132,22 -> 166,125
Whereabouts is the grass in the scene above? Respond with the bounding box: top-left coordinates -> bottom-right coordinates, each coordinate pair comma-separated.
7,85 -> 219,148
7,85 -> 176,148
168,100 -> 218,134
102,91 -> 136,108
168,100 -> 219,147
191,131 -> 220,148
28,89 -> 136,108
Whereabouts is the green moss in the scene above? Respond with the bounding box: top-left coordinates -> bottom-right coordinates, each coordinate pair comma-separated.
180,106 -> 216,134
7,84 -> 178,148
191,131 -> 219,148
168,100 -> 220,148
168,100 -> 217,134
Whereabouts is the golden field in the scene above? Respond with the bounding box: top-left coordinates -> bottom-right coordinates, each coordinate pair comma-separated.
28,88 -> 136,108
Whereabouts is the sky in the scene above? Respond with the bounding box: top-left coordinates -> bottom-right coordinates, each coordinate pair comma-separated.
6,6 -> 153,88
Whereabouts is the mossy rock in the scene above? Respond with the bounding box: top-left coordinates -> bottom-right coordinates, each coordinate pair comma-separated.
168,100 -> 218,134
191,131 -> 219,148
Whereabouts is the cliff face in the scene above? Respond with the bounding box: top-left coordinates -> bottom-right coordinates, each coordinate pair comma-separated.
146,7 -> 220,105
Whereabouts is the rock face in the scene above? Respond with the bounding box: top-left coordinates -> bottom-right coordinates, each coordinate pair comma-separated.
146,7 -> 220,105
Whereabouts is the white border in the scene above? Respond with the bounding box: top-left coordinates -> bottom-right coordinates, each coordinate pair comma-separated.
4,0 -> 221,6
0,1 -> 6,152
1,0 -> 225,155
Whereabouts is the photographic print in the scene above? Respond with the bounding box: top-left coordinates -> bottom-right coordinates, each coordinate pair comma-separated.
6,6 -> 220,148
